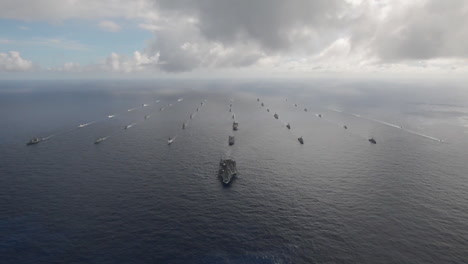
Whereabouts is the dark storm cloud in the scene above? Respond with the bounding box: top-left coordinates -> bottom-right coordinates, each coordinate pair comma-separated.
154,0 -> 348,51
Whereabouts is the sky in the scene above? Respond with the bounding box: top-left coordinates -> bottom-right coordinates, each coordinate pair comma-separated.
1,0 -> 468,79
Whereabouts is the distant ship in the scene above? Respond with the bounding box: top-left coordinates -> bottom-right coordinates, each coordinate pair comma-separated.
108,115 -> 115,118
145,115 -> 150,119
229,136 -> 235,146
298,137 -> 304,144
26,137 -> 43,145
229,108 -> 232,112
232,114 -> 235,119
267,108 -> 270,112
343,125 -> 348,129
190,114 -> 193,119
257,98 -> 260,102
274,113 -> 279,119
317,114 -> 322,118
233,121 -> 239,131
368,138 -> 377,144
124,124 -> 134,129
168,136 -> 176,145
94,137 -> 107,144
160,107 -> 164,111
196,108 -> 199,112
294,104 -> 297,107
261,102 -> 264,107
182,123 -> 187,129
304,108 -> 308,112
286,123 -> 291,129
230,103 -> 232,107
218,159 -> 237,185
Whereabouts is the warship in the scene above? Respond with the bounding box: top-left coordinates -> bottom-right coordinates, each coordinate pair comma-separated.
218,159 -> 237,185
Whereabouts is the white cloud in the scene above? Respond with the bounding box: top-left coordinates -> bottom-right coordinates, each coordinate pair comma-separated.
0,51 -> 33,72
98,20 -> 121,32
102,51 -> 161,73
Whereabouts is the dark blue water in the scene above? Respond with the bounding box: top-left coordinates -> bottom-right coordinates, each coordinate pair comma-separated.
1,79 -> 468,263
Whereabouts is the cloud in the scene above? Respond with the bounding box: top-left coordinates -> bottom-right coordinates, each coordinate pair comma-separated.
102,51 -> 160,73
98,20 -> 121,32
0,51 -> 33,71
2,0 -> 468,75
0,0 -> 156,20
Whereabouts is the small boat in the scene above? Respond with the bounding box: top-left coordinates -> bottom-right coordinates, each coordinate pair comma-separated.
368,138 -> 377,144
298,137 -> 304,144
317,114 -> 322,118
78,123 -> 90,128
145,115 -> 150,119
201,102 -> 204,106
196,108 -> 199,112
267,108 -> 270,112
228,136 -> 235,146
343,125 -> 348,129
274,113 -> 279,119
124,124 -> 134,129
190,114 -> 193,119
168,136 -> 176,145
108,115 -> 115,118
232,114 -> 235,119
142,104 -> 148,107
229,103 -> 232,107
257,98 -> 260,102
233,121 -> 239,131
229,108 -> 232,112
155,100 -> 160,102
26,137 -> 42,145
182,123 -> 187,129
218,159 -> 237,185
261,102 -> 264,107
294,104 -> 297,107
286,123 -> 291,129
94,137 -> 107,144
304,108 -> 308,112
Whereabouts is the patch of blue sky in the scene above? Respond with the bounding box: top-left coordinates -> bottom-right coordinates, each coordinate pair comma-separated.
0,18 -> 152,68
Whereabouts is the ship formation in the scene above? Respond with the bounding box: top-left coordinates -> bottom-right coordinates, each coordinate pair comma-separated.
24,95 -> 450,187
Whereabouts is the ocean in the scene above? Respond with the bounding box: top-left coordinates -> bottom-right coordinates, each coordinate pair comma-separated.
1,79 -> 467,263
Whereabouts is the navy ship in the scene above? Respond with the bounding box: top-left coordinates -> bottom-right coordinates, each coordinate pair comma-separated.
218,159 -> 237,185
229,136 -> 235,146
26,137 -> 43,145
298,137 -> 304,144
368,138 -> 377,144
94,137 -> 107,144
168,136 -> 176,145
